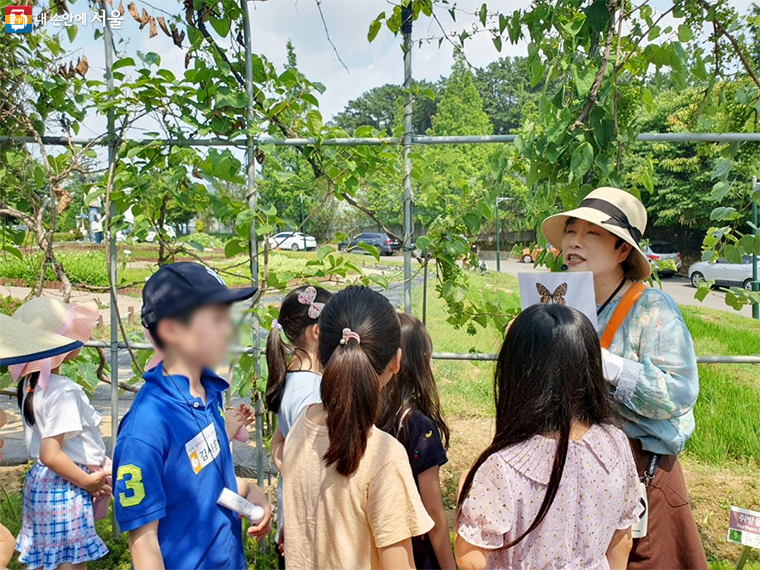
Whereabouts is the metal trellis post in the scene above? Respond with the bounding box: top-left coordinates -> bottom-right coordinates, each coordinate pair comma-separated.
753,196 -> 759,321
301,193 -> 306,250
495,199 -> 501,273
402,6 -> 413,315
242,0 -> 264,489
100,0 -> 120,535
422,258 -> 429,325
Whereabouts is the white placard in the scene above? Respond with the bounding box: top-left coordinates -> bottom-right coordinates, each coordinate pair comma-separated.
518,271 -> 598,329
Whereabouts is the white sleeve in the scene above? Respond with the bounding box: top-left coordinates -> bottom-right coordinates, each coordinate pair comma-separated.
39,383 -> 84,439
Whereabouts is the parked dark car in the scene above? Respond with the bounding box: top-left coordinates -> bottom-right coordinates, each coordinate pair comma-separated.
339,232 -> 400,256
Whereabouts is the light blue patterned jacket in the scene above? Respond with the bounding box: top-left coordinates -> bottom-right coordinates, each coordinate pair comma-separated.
598,287 -> 699,455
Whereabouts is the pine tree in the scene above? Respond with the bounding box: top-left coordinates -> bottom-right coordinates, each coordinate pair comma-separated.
417,56 -> 496,226
429,55 -> 492,137
285,39 -> 298,69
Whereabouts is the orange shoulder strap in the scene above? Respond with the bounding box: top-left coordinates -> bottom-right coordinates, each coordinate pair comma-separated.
600,282 -> 647,349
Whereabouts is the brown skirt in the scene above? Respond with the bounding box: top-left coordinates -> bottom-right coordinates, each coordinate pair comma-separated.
627,439 -> 708,570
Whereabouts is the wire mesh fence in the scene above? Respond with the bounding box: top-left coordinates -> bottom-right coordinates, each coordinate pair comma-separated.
1,2 -> 759,542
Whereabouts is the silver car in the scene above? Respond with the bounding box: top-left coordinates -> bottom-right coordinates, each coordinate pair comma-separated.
646,240 -> 682,275
689,255 -> 760,290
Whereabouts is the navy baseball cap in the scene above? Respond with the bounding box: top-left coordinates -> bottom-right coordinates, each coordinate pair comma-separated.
141,262 -> 257,328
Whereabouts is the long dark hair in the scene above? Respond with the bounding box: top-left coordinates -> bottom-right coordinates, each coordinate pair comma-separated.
457,303 -> 614,548
318,286 -> 401,477
265,285 -> 332,413
377,313 -> 450,449
16,372 -> 41,426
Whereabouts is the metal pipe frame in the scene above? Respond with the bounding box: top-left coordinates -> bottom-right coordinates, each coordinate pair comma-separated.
5,11 -> 760,527
82,341 -> 759,365
401,6 -> 414,315
99,0 -> 120,536
241,0 -> 265,492
7,132 -> 760,147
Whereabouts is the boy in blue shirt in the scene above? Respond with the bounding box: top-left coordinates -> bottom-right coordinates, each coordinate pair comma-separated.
114,262 -> 271,570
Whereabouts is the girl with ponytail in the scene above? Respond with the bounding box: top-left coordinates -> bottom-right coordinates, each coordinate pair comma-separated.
455,304 -> 641,570
377,314 -> 455,570
282,286 -> 434,570
264,285 -> 331,556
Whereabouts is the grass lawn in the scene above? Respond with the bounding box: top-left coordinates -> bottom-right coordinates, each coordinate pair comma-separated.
1,267 -> 758,568
0,248 -> 403,289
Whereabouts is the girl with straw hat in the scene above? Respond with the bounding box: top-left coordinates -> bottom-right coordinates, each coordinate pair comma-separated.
541,187 -> 707,570
9,297 -> 111,570
1,311 -> 87,569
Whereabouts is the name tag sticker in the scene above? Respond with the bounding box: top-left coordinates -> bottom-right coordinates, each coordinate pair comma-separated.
185,423 -> 221,475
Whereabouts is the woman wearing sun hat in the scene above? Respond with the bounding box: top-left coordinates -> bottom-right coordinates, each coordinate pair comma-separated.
0,311 -> 87,569
542,187 -> 707,570
8,296 -> 111,569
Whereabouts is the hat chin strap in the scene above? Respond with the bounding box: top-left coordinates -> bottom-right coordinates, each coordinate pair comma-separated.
37,359 -> 53,391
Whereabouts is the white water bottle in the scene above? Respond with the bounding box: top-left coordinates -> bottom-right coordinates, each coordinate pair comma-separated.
217,488 -> 265,523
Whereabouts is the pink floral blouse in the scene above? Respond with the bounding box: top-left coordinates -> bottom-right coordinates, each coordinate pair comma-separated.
458,424 -> 642,570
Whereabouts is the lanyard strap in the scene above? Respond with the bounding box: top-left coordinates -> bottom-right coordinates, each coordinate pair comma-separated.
599,282 -> 647,350
597,276 -> 628,316
642,454 -> 661,486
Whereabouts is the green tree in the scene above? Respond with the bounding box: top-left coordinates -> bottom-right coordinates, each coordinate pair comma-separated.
331,82 -> 438,135
623,86 -> 741,232
416,56 -> 496,226
474,56 -> 542,135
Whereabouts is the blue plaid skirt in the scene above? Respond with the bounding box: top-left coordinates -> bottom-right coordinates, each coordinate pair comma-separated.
16,462 -> 108,570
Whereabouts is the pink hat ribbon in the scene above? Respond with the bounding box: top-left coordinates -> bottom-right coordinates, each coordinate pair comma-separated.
10,303 -> 76,391
297,286 -> 325,319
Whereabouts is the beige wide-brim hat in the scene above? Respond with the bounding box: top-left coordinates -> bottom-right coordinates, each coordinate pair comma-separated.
541,187 -> 651,281
0,313 -> 83,367
8,297 -> 99,379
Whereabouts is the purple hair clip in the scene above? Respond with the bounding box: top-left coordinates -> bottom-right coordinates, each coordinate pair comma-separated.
272,319 -> 283,332
297,286 -> 325,319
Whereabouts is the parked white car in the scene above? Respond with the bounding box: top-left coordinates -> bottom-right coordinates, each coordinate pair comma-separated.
689,255 -> 759,290
267,231 -> 317,251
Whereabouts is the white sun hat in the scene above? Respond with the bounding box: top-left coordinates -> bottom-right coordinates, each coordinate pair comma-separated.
7,297 -> 99,390
0,313 -> 83,367
541,187 -> 651,281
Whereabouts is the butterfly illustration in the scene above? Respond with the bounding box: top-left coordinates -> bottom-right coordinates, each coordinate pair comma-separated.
536,283 -> 568,305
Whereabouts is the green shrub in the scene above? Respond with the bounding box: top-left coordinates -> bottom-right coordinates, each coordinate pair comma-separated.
178,232 -> 225,250
53,230 -> 84,242
0,252 -> 109,286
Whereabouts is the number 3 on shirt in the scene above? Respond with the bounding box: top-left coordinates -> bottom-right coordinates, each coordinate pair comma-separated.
117,465 -> 145,507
